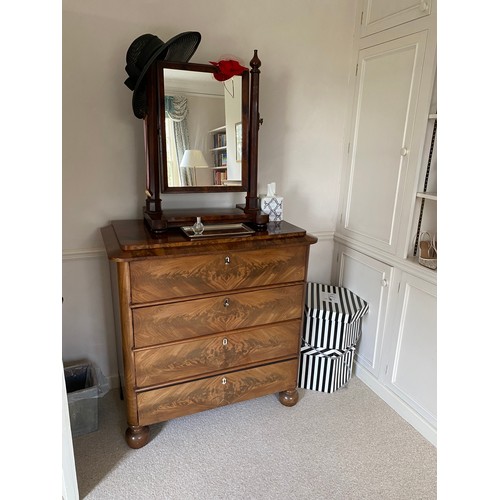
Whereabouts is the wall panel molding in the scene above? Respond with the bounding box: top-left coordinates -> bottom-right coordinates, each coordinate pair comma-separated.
62,248 -> 106,261
311,231 -> 335,242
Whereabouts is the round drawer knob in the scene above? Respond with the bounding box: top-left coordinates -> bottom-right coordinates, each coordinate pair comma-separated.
222,377 -> 227,385
222,338 -> 228,346
400,147 -> 409,157
223,298 -> 230,308
224,256 -> 231,265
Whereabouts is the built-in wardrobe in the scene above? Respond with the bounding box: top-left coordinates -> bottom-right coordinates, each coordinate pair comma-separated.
333,0 -> 437,445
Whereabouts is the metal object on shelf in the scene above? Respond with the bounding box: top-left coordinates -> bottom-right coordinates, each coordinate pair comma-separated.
181,223 -> 255,239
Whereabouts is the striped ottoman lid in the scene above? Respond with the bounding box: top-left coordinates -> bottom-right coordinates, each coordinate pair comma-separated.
304,282 -> 369,324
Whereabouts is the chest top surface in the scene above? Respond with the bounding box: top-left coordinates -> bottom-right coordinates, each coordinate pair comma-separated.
101,219 -> 317,261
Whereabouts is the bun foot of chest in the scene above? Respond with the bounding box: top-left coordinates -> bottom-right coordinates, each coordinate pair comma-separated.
278,388 -> 299,407
125,425 -> 151,449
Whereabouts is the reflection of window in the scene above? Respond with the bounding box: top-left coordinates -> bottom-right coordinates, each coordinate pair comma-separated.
165,118 -> 181,187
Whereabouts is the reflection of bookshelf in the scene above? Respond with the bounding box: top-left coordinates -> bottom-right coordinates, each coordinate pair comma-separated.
209,126 -> 227,185
213,167 -> 227,185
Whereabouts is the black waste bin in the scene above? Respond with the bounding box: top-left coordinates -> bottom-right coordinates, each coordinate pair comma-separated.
64,362 -> 99,437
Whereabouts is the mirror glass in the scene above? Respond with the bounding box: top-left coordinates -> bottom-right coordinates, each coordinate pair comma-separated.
159,63 -> 247,192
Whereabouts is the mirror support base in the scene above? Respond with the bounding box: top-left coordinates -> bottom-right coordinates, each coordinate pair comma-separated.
236,203 -> 269,230
143,209 -> 169,233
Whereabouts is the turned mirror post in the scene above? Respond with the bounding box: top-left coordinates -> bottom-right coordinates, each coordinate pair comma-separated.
142,51 -> 268,233
245,50 -> 262,214
144,69 -> 162,214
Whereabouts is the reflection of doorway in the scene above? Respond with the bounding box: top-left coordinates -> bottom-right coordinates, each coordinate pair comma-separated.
235,121 -> 242,162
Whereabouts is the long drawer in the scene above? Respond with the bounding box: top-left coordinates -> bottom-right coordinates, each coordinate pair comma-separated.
137,359 -> 298,425
133,284 -> 304,347
134,320 -> 301,388
129,246 -> 307,303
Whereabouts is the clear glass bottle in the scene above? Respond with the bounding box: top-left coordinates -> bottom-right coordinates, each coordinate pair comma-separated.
192,216 -> 204,235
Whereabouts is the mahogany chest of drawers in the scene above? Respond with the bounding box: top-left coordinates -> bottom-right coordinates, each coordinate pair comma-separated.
102,220 -> 316,448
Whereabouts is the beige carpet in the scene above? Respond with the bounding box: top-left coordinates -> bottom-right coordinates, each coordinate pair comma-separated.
72,376 -> 436,499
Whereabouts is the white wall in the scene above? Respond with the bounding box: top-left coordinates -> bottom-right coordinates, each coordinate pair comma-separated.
62,0 -> 356,381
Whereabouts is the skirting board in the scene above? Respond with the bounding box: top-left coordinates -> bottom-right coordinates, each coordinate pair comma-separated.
107,374 -> 121,390
353,362 -> 437,447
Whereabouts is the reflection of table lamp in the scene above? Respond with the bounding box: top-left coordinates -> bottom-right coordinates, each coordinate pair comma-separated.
180,149 -> 209,186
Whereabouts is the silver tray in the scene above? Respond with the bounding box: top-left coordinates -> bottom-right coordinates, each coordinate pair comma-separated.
181,223 -> 255,239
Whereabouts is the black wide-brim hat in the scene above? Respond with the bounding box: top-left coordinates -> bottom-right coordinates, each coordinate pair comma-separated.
124,31 -> 202,119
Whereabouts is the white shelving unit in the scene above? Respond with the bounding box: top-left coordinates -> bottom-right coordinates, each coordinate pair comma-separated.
411,104 -> 437,263
209,126 -> 227,185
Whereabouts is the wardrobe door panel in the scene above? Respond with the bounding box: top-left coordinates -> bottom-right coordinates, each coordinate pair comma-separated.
341,31 -> 427,254
360,0 -> 432,37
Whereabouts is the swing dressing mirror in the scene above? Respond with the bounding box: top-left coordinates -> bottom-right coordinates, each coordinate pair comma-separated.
143,51 -> 266,233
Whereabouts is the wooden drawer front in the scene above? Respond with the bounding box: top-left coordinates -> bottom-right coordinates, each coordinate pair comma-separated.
137,359 -> 298,425
130,246 -> 307,303
134,320 -> 301,388
133,284 -> 304,348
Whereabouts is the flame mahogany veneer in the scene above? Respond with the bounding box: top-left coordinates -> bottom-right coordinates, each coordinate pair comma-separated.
102,220 -> 317,448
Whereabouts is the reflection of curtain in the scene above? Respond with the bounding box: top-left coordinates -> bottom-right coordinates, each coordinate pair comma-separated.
165,95 -> 191,185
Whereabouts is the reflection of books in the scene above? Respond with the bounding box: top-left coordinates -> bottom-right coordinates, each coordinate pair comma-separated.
223,180 -> 242,186
213,132 -> 226,148
213,169 -> 228,185
213,151 -> 227,167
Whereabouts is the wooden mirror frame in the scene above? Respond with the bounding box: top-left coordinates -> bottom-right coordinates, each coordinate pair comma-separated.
142,50 -> 268,233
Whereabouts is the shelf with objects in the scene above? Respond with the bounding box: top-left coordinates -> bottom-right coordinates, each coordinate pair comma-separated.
409,77 -> 437,270
209,126 -> 228,185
